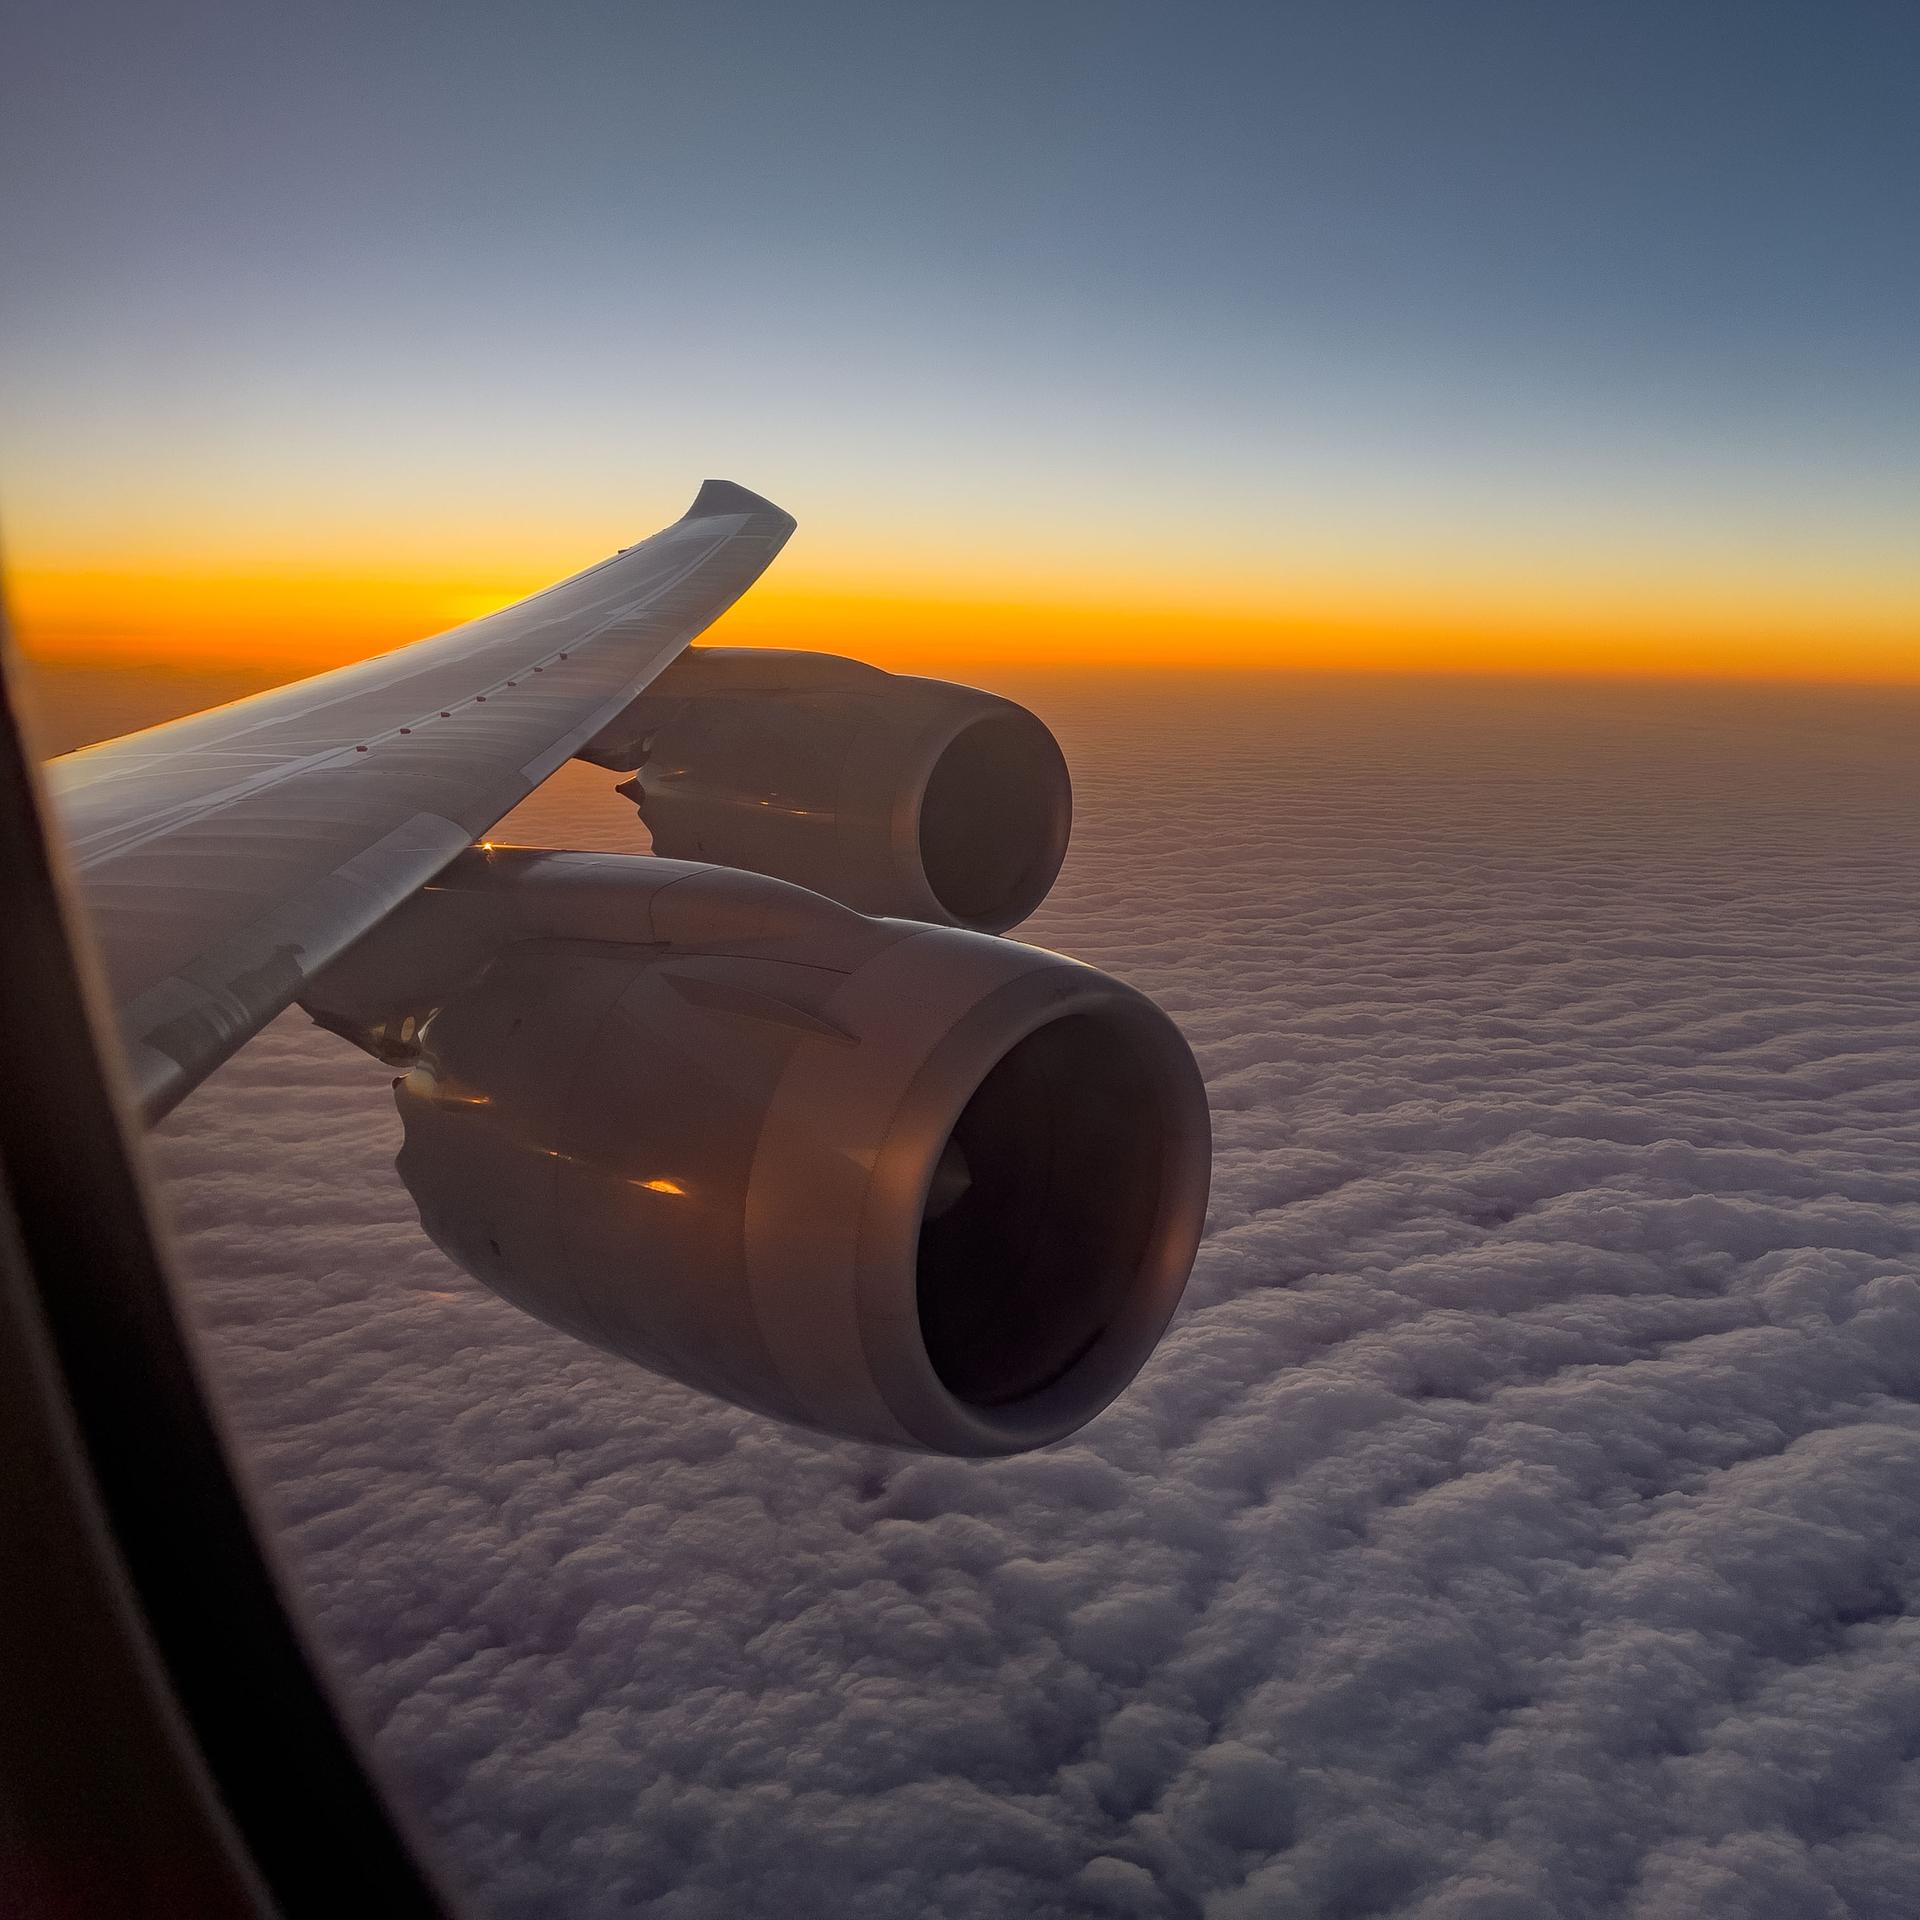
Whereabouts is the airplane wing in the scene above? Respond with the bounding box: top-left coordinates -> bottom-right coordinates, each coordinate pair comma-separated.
44,479 -> 795,1123
31,477 -> 1213,1460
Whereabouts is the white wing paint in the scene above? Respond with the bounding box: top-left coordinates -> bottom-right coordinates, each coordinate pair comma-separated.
45,480 -> 795,1120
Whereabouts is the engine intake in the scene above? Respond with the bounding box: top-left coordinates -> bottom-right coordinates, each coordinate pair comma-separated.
577,649 -> 1072,933
320,849 -> 1209,1455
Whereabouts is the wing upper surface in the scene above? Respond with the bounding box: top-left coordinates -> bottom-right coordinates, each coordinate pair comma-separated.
46,480 -> 795,1120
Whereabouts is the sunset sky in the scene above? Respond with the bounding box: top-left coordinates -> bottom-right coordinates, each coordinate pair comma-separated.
3,0 -> 1917,681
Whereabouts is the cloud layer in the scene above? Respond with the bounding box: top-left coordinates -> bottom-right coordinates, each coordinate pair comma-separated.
143,674 -> 1920,1918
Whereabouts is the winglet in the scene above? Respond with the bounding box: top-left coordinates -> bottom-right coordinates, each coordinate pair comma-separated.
682,478 -> 788,521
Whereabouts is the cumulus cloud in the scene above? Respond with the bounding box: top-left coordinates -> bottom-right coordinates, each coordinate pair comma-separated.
136,675 -> 1920,1918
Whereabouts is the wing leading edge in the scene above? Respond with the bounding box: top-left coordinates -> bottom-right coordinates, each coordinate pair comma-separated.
45,481 -> 795,1121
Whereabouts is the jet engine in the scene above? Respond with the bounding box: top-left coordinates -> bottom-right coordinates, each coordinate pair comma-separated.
305,848 -> 1209,1455
576,648 -> 1072,933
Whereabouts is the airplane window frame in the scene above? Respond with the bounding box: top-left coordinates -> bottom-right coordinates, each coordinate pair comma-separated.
0,615 -> 455,1918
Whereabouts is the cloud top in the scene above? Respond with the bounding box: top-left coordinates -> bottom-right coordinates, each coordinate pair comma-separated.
148,676 -> 1920,1918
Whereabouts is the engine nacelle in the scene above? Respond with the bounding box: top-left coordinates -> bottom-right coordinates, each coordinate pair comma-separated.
314,848 -> 1208,1455
577,648 -> 1072,933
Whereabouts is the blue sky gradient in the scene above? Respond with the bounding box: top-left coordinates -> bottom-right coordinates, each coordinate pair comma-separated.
3,1 -> 1916,671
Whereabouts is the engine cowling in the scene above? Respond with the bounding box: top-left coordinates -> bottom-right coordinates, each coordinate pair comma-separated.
331,848 -> 1209,1455
577,648 -> 1072,933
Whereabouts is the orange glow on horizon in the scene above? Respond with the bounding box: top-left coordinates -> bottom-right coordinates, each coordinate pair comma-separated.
7,557 -> 1918,688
